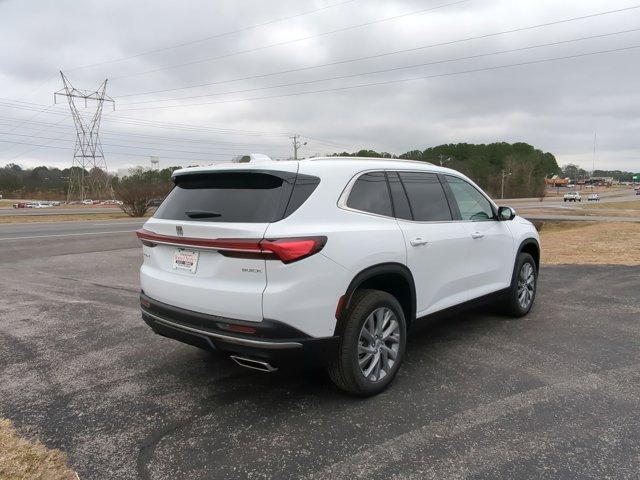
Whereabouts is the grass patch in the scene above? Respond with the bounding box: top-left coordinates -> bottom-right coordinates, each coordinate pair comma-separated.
0,419 -> 77,480
540,221 -> 640,265
0,213 -> 145,224
582,200 -> 640,210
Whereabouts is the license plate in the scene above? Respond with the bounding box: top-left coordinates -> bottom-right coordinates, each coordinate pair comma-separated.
172,249 -> 199,273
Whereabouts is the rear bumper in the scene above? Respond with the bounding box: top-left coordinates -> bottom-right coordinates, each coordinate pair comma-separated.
140,292 -> 339,367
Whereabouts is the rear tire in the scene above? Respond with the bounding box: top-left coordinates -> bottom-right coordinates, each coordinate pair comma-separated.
328,289 -> 407,396
503,253 -> 537,317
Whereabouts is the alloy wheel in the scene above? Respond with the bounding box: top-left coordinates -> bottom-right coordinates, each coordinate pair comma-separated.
357,307 -> 400,382
517,262 -> 535,309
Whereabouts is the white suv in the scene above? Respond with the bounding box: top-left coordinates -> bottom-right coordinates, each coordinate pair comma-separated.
137,156 -> 540,395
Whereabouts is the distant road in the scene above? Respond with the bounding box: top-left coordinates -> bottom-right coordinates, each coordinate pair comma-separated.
503,189 -> 638,209
524,214 -> 640,223
0,218 -> 146,240
0,218 -> 145,262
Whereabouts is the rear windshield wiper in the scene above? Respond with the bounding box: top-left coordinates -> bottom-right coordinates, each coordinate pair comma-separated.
185,210 -> 222,219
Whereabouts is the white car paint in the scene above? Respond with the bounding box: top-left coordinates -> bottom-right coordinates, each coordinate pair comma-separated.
139,157 -> 539,338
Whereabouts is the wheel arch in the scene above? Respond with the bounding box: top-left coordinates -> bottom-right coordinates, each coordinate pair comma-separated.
518,237 -> 540,271
335,262 -> 416,335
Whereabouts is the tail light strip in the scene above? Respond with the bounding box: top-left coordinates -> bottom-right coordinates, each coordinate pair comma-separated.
135,229 -> 326,263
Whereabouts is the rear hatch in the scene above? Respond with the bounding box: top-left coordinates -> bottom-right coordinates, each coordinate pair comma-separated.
138,163 -> 318,322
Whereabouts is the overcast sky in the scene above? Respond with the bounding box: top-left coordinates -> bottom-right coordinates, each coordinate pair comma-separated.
1,0 -> 639,172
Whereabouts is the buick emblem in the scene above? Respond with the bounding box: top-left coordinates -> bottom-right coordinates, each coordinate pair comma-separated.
176,226 -> 183,237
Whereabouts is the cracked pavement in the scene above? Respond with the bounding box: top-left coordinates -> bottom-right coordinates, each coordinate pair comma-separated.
1,232 -> 639,479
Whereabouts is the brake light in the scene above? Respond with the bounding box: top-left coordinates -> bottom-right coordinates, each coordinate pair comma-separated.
135,229 -> 326,263
260,237 -> 326,263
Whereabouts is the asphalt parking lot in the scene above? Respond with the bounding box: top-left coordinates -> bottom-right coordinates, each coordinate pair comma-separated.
1,233 -> 640,479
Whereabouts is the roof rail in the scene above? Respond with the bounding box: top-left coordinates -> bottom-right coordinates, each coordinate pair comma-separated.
305,156 -> 433,166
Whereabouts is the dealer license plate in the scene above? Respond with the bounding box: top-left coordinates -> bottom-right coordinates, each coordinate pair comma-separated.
172,249 -> 199,273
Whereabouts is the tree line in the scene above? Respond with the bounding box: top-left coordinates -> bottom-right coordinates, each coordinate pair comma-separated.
560,164 -> 639,182
334,142 -> 561,198
0,164 -> 180,200
2,142 -> 562,202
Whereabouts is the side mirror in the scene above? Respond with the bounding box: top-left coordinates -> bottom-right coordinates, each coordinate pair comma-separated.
498,206 -> 516,221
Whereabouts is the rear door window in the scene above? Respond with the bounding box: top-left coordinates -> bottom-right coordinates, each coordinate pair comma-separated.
346,172 -> 393,217
398,172 -> 452,221
155,171 -> 317,223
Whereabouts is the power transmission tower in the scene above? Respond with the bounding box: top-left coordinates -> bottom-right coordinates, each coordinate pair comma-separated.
54,71 -> 115,201
290,134 -> 307,160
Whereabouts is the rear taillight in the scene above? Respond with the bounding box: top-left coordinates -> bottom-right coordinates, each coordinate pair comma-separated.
135,229 -> 326,264
260,237 -> 326,263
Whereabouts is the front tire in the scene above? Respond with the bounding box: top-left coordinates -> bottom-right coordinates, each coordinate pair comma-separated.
503,253 -> 537,317
328,289 -> 407,396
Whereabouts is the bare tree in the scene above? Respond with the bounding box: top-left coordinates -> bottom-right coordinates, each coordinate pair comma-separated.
115,167 -> 172,217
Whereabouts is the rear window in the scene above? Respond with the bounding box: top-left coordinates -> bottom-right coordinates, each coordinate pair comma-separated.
155,171 -> 318,223
346,172 -> 393,217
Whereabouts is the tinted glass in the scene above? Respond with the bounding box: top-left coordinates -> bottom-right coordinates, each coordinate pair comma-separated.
398,172 -> 452,221
446,176 -> 494,221
155,172 -> 287,223
346,172 -> 392,217
387,172 -> 412,220
284,175 -> 320,217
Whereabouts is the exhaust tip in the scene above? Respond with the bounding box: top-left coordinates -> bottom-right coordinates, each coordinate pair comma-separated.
230,355 -> 278,373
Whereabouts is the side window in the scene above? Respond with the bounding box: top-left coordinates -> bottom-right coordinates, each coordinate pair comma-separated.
346,172 -> 393,217
398,172 -> 452,221
446,176 -> 494,221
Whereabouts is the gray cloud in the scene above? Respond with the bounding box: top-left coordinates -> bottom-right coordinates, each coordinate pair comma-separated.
1,0 -> 639,171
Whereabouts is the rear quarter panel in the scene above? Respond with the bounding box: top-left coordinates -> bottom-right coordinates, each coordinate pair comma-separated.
262,162 -> 406,337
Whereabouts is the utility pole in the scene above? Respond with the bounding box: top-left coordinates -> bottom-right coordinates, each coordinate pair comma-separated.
438,154 -> 451,166
592,131 -> 597,175
54,71 -> 114,202
290,134 -> 307,160
501,170 -> 512,199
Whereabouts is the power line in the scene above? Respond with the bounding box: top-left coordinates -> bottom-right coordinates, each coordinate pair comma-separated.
67,0 -> 360,72
0,139 -> 289,163
121,28 -> 640,106
3,116 -> 70,161
0,98 -> 292,136
115,3 -> 640,97
0,119 -> 297,149
116,43 -> 640,111
0,131 -> 290,156
110,0 -> 470,80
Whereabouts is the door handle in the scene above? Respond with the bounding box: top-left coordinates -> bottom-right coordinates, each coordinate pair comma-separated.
410,237 -> 429,247
471,232 -> 484,239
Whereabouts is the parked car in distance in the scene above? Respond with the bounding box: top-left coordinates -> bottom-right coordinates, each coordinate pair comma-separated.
564,191 -> 582,202
136,156 -> 541,396
587,194 -> 600,202
12,202 -> 27,208
81,199 -> 94,205
636,189 -> 640,196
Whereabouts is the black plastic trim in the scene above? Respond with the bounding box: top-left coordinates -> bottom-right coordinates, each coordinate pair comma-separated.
517,237 -> 541,269
336,262 -> 416,335
414,287 -> 510,326
140,292 -> 339,367
140,292 -> 311,340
